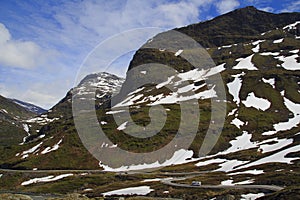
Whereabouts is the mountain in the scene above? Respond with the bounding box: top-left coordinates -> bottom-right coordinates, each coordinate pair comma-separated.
177,6 -> 300,48
0,72 -> 124,170
10,99 -> 46,115
0,7 -> 299,200
129,6 -> 300,70
0,95 -> 37,146
119,5 -> 300,160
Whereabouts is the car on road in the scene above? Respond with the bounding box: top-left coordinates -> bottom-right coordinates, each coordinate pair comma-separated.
191,181 -> 201,186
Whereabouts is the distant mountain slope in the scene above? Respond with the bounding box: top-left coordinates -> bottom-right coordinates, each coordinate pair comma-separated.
0,95 -> 36,120
0,95 -> 36,146
11,99 -> 46,115
0,72 -> 124,170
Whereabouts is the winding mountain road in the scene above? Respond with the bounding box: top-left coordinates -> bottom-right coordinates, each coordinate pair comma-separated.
0,168 -> 284,192
161,176 -> 284,192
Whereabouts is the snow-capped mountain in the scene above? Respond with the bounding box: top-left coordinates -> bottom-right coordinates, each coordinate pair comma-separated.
99,18 -> 300,169
93,8 -> 300,198
0,72 -> 124,169
73,72 -> 124,105
11,99 -> 46,115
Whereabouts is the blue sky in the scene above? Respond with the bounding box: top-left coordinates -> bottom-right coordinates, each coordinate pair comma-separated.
0,0 -> 299,109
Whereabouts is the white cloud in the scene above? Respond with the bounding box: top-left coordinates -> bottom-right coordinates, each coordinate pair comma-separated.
53,0 -> 209,41
215,0 -> 240,14
45,0 -> 216,81
245,0 -> 272,5
0,79 -> 70,109
0,23 -> 52,69
280,0 -> 300,13
0,24 -> 10,43
259,6 -> 274,12
0,0 -> 221,108
20,90 -> 59,109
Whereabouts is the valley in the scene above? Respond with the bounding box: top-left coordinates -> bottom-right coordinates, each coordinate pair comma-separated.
0,6 -> 300,200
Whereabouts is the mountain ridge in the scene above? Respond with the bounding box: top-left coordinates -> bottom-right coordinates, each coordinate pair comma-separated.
10,99 -> 46,115
176,6 -> 300,47
128,6 -> 300,72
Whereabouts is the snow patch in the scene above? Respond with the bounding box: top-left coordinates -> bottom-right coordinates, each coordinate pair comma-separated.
41,139 -> 63,155
149,86 -> 216,106
222,132 -> 257,154
252,44 -> 260,53
283,21 -> 300,30
21,174 -> 73,186
196,158 -> 226,167
252,40 -> 265,46
233,54 -> 258,70
21,142 -> 43,157
23,124 -> 30,133
231,118 -> 245,129
38,134 -> 45,139
174,49 -> 183,56
241,193 -> 265,200
215,159 -> 248,172
142,177 -> 173,183
236,144 -> 300,170
262,97 -> 300,135
260,52 -> 280,56
100,149 -> 197,172
26,116 -> 59,125
276,54 -> 300,70
102,186 -> 153,196
221,44 -> 233,48
221,179 -> 254,185
22,155 -> 29,159
0,109 -> 8,114
262,78 -> 275,88
235,179 -> 254,185
106,110 -> 125,114
221,179 -> 234,186
128,87 -> 145,96
242,92 -> 271,111
204,63 -> 226,77
273,38 -> 284,44
228,108 -> 238,116
290,49 -> 299,54
156,76 -> 175,89
114,94 -> 144,108
228,169 -> 264,176
20,124 -> 30,145
117,121 -> 128,131
113,64 -> 225,108
227,73 -> 245,104
259,138 -> 293,153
